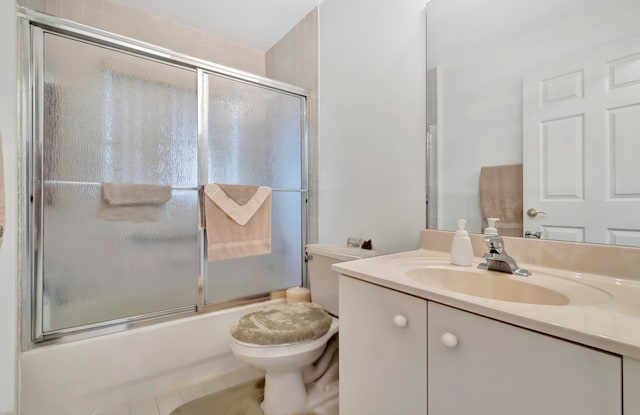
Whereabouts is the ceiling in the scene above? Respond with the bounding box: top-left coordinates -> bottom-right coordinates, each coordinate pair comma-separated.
110,0 -> 323,52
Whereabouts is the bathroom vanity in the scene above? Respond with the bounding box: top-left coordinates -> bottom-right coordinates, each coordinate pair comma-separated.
335,230 -> 640,415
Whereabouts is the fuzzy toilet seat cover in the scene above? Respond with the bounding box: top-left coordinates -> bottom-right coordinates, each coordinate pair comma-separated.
230,302 -> 332,345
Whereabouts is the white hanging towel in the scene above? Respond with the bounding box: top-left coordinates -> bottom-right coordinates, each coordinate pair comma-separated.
204,184 -> 272,261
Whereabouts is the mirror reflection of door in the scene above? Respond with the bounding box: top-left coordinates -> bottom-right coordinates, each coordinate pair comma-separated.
523,36 -> 640,246
427,0 -> 640,246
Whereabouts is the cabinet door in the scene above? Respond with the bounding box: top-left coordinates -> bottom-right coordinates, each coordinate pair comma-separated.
624,357 -> 640,414
340,276 -> 427,415
428,302 -> 621,415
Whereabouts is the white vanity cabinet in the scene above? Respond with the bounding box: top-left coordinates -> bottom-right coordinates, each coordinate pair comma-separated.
339,275 -> 623,415
428,301 -> 622,415
339,275 -> 427,415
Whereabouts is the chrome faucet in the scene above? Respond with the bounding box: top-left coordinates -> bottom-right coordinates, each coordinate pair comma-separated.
478,234 -> 531,277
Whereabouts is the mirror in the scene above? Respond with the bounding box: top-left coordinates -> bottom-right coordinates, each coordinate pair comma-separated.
426,0 -> 640,247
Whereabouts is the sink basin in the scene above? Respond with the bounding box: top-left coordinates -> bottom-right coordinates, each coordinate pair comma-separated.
405,265 -> 611,306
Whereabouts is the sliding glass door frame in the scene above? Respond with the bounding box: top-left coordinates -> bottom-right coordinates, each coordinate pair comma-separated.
18,7 -> 309,348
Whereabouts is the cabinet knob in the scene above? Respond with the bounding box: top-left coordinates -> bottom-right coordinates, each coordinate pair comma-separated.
393,314 -> 408,328
441,332 -> 458,348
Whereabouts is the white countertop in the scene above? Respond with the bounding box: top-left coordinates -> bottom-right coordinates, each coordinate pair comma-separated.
333,249 -> 640,360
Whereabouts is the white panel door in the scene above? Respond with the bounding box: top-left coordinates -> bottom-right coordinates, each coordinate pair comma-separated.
523,36 -> 640,245
428,302 -> 621,415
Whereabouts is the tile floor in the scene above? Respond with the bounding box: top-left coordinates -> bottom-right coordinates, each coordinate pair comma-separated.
95,366 -> 264,415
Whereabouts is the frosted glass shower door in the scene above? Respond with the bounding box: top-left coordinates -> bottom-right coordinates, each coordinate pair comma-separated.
37,32 -> 199,335
204,73 -> 307,303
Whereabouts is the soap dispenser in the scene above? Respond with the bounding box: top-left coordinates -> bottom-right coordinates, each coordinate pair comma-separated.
451,219 -> 473,266
484,217 -> 500,235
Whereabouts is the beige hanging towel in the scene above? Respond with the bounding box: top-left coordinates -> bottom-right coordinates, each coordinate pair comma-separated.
204,184 -> 272,261
98,182 -> 172,222
479,163 -> 523,237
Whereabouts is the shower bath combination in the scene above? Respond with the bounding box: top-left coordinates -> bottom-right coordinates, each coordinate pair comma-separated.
20,9 -> 309,344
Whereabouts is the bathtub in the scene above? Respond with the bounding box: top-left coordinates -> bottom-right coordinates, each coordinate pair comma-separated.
20,300 -> 280,415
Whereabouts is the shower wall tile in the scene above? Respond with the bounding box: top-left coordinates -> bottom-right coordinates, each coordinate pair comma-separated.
176,27 -> 265,75
61,0 -> 82,22
161,22 -> 203,56
45,0 -> 62,15
99,0 -> 125,35
82,0 -> 104,29
20,0 -> 265,76
266,7 -> 319,243
111,0 -> 264,75
18,0 -> 46,11
118,6 -> 158,45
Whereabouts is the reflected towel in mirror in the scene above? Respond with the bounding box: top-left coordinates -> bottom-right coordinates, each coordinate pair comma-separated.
479,164 -> 523,237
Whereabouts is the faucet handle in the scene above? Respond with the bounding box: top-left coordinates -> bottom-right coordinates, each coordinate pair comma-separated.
483,234 -> 504,254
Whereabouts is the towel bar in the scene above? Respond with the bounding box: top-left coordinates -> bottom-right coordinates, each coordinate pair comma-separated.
40,180 -> 307,193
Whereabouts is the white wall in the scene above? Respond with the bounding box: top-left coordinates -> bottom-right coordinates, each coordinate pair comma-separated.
0,0 -> 17,413
318,0 -> 427,254
429,0 -> 640,233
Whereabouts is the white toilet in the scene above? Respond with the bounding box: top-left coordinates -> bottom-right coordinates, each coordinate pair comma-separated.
230,243 -> 382,415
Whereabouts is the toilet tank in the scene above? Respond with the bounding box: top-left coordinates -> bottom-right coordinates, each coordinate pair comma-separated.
305,243 -> 383,316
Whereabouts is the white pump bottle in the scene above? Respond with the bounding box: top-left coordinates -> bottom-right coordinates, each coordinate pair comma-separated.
484,217 -> 500,235
451,219 -> 474,266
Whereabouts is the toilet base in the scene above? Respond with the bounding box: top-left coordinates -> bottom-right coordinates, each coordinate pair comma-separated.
261,371 -> 307,415
260,375 -> 339,415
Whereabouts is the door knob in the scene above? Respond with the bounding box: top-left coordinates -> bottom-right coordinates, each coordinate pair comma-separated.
527,208 -> 546,218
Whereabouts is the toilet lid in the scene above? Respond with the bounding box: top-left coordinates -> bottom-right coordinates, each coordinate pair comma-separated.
230,302 -> 332,345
